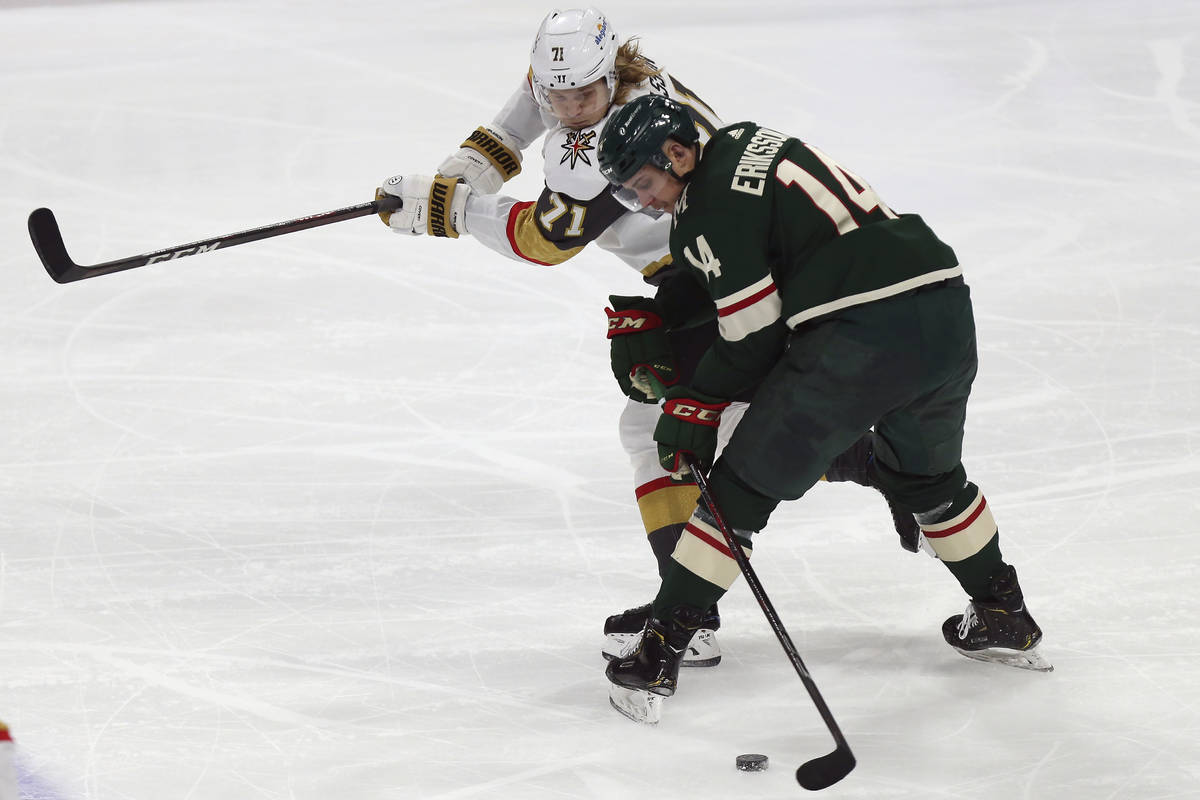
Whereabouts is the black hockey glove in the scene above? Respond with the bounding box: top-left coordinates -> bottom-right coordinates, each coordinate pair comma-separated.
605,295 -> 678,403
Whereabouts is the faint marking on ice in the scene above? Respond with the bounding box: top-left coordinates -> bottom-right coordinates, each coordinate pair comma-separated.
1002,457 -> 1200,505
925,35 -> 1048,131
1149,38 -> 1200,143
8,641 -> 595,726
968,385 -> 1067,414
85,650 -> 322,727
422,759 -> 600,800
14,759 -> 70,800
998,36 -> 1050,100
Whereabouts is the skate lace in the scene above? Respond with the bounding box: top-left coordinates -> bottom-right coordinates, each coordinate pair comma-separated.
956,604 -> 979,640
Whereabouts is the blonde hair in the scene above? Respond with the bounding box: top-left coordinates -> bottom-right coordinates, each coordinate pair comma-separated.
612,38 -> 662,105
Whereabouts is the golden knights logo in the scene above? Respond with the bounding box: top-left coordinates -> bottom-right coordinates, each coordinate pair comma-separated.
560,130 -> 596,169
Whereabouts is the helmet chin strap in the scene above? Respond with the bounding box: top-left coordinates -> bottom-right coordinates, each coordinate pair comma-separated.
667,166 -> 691,183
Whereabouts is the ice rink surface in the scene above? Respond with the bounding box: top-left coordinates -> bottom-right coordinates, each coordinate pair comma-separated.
2,1 -> 1199,797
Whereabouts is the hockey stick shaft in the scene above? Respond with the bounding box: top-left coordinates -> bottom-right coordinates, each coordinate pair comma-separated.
28,195 -> 402,284
682,452 -> 854,790
635,367 -> 853,789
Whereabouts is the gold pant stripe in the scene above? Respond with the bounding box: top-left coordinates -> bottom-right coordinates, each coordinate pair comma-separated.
636,483 -> 700,534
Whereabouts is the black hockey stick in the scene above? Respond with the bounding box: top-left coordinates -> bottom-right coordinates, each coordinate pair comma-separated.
682,452 -> 856,791
635,368 -> 855,787
28,195 -> 402,284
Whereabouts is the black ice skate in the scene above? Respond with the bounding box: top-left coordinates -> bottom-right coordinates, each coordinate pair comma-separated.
606,606 -> 706,724
602,602 -> 721,667
825,434 -> 927,554
943,564 -> 1053,672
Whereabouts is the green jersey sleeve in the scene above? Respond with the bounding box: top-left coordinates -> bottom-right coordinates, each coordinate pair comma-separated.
669,201 -> 788,399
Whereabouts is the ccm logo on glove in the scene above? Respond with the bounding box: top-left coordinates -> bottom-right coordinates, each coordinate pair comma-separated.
662,398 -> 726,427
606,308 -> 663,336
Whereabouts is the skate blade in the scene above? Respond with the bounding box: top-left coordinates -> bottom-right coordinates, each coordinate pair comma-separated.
953,644 -> 1054,672
608,684 -> 663,724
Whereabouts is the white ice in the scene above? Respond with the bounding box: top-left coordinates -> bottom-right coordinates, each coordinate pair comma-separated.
2,1 -> 1199,798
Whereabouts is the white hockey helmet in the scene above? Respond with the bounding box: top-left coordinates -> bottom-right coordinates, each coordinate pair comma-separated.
529,8 -> 620,114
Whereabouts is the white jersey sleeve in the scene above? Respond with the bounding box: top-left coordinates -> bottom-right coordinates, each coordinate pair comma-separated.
592,210 -> 673,275
461,192 -> 533,265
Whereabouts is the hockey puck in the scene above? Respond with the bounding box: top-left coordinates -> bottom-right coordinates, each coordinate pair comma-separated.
736,753 -> 769,772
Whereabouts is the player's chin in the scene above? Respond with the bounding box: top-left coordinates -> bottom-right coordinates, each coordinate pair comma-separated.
566,113 -> 605,129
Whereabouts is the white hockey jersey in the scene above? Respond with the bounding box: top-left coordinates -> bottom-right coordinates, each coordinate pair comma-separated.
0,722 -> 15,800
463,64 -> 722,281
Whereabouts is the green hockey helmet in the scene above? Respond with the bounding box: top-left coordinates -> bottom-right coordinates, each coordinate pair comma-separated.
598,94 -> 699,187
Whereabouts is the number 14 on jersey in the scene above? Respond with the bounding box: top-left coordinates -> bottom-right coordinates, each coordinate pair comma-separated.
778,144 -> 898,235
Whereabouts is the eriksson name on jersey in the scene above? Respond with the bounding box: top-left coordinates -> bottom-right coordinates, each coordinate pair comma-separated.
730,127 -> 788,197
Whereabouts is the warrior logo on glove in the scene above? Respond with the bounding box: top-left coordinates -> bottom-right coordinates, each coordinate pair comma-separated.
377,175 -> 470,238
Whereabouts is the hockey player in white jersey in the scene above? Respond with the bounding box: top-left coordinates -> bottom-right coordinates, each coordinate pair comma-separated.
0,721 -> 16,800
375,8 -> 921,666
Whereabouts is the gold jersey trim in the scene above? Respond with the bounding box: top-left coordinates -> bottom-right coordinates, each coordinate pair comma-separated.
507,202 -> 586,265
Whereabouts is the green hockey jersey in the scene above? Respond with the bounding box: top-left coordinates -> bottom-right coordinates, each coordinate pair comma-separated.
670,122 -> 962,399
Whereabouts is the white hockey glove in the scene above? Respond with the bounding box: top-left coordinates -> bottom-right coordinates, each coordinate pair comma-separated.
436,125 -> 522,194
376,175 -> 471,238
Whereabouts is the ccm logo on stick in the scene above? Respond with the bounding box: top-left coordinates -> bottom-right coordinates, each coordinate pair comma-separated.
146,243 -> 221,264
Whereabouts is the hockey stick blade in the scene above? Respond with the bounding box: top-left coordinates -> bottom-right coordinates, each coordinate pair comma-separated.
27,208 -> 77,283
796,744 -> 855,791
28,195 -> 402,284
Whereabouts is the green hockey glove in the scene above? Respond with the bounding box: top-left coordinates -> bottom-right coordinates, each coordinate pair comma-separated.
653,386 -> 730,474
605,295 -> 678,403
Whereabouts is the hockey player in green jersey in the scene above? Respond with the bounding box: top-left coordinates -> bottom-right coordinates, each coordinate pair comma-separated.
374,8 -> 921,669
596,94 -> 1051,723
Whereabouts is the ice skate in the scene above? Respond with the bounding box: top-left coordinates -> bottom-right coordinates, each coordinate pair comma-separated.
943,565 -> 1053,672
869,470 -> 926,554
602,602 -> 721,666
606,606 -> 705,723
825,434 -> 927,554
